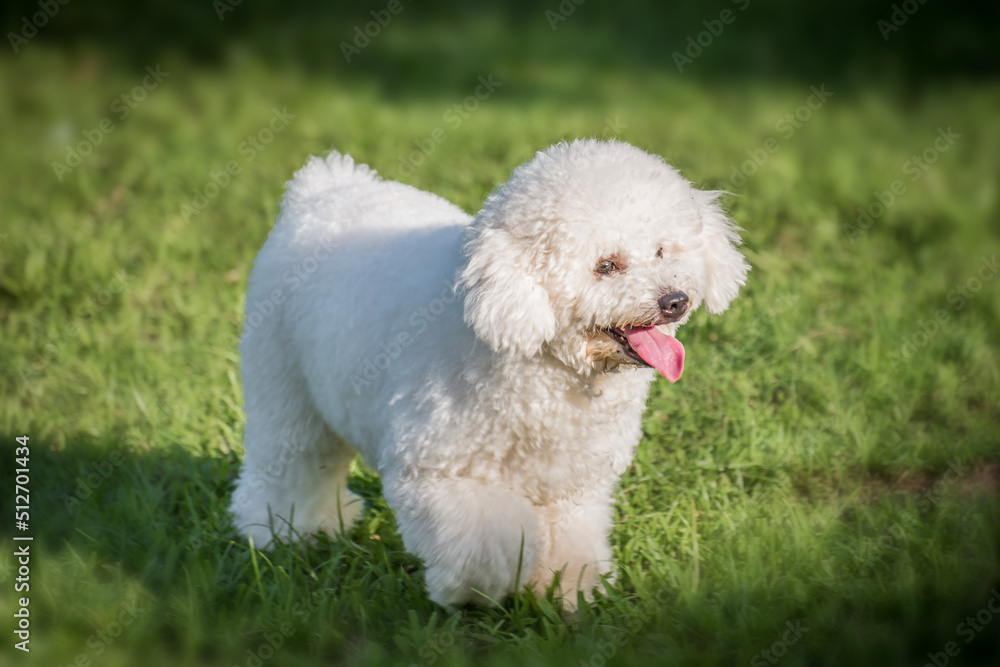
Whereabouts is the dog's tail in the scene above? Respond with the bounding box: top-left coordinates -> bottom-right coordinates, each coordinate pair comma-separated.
283,151 -> 380,205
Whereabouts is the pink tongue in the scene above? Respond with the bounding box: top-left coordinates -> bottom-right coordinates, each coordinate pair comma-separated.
623,327 -> 685,382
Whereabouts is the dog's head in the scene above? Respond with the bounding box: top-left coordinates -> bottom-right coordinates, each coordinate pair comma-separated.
458,139 -> 749,379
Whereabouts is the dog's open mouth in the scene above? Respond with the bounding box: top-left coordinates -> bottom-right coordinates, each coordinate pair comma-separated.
604,325 -> 685,382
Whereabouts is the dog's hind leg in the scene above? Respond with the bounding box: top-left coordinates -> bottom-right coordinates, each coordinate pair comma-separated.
231,340 -> 363,547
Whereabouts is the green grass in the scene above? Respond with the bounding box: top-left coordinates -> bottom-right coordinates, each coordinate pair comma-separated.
2,31 -> 1000,667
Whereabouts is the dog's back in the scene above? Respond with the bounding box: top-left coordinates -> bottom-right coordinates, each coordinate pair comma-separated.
234,153 -> 476,543
274,151 -> 469,239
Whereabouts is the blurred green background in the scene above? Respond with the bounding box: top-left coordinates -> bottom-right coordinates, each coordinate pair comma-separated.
1,1 -> 999,666
4,0 -> 998,83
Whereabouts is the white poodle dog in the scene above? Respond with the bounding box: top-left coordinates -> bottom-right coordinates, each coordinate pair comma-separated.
230,139 -> 749,608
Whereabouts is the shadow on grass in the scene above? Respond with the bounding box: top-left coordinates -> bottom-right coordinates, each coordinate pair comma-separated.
0,432 -> 401,570
2,433 -> 999,665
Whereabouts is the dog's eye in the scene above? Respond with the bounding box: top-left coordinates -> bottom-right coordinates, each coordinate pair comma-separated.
595,259 -> 618,275
656,247 -> 664,258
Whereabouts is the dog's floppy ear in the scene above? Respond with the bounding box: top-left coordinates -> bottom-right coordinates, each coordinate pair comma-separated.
695,191 -> 750,314
458,225 -> 557,356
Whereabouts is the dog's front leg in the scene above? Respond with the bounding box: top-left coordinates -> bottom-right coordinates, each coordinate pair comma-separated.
385,475 -> 541,608
530,485 -> 616,607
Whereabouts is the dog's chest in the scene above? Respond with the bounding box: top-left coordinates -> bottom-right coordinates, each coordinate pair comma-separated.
437,376 -> 650,502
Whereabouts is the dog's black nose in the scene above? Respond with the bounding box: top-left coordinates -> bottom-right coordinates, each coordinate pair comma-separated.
659,291 -> 689,322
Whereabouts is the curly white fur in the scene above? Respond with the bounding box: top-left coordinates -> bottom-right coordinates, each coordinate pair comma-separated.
230,139 -> 749,608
